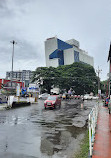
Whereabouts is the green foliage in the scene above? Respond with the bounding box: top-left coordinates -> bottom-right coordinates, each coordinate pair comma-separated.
32,67 -> 60,93
74,130 -> 89,158
100,80 -> 108,94
32,62 -> 98,94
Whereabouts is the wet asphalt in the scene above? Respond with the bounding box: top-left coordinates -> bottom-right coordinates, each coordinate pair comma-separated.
0,99 -> 97,158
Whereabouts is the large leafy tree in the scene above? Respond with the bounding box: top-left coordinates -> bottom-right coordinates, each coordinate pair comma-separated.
100,80 -> 108,95
57,62 -> 98,94
32,67 -> 60,93
32,62 -> 98,94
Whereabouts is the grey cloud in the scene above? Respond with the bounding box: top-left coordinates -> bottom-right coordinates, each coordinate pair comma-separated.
0,0 -> 29,18
0,38 -> 41,62
0,0 -> 13,17
0,0 -> 7,9
0,0 -> 110,80
14,40 -> 40,61
15,0 -> 34,5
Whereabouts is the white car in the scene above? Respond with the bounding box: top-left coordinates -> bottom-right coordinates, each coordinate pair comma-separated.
39,93 -> 50,100
92,96 -> 99,100
84,94 -> 93,100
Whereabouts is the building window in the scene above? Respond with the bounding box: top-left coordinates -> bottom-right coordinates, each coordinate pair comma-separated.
74,51 -> 79,62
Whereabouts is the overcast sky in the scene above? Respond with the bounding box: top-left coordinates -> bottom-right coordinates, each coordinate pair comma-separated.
0,0 -> 111,81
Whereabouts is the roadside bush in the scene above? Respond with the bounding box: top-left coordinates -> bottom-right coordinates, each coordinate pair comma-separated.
74,130 -> 89,158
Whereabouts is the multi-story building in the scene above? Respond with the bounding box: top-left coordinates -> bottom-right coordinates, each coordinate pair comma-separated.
6,70 -> 33,87
45,37 -> 94,67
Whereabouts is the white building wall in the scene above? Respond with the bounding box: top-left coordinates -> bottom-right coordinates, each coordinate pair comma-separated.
73,46 -> 80,52
64,48 -> 74,65
64,46 -> 94,67
49,58 -> 59,67
45,37 -> 58,67
79,50 -> 94,67
66,39 -> 80,48
72,46 -> 94,66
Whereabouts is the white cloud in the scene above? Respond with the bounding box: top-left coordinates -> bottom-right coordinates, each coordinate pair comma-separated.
0,0 -> 110,80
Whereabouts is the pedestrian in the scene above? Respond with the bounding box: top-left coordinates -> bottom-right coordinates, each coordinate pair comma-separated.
105,96 -> 109,106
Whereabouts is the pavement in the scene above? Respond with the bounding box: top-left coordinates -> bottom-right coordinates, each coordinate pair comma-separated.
92,106 -> 111,158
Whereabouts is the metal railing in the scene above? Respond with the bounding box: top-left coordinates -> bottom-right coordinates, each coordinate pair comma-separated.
89,101 -> 101,157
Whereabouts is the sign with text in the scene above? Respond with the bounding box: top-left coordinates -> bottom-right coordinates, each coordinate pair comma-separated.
27,84 -> 39,93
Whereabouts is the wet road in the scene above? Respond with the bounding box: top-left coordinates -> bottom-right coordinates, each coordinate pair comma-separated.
0,99 -> 97,158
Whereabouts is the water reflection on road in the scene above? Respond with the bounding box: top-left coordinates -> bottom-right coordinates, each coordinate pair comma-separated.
0,99 -> 97,158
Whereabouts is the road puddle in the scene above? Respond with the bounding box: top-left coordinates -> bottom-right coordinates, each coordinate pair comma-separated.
0,99 -> 97,158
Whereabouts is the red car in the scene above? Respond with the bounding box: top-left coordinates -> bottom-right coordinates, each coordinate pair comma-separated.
44,95 -> 61,109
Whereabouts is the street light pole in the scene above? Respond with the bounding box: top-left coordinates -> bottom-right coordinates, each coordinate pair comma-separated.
96,66 -> 102,95
10,40 -> 17,87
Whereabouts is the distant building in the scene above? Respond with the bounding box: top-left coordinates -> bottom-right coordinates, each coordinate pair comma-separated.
45,37 -> 94,67
6,70 -> 33,87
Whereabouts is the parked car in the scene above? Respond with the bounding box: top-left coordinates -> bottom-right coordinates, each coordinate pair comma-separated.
39,93 -> 50,100
44,95 -> 61,109
51,88 -> 60,94
84,94 -> 93,100
92,96 -> 99,100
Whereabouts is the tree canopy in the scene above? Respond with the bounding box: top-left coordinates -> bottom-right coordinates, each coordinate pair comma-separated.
100,80 -> 108,95
32,62 -> 98,94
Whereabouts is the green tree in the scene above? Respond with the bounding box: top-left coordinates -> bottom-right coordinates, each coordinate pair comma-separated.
100,80 -> 108,95
32,62 -> 98,94
32,67 -> 60,93
56,62 -> 98,94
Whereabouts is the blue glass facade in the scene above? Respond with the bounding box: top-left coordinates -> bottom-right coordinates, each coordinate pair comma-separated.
49,49 -> 64,65
49,49 -> 59,59
57,39 -> 73,50
49,38 -> 72,66
74,51 -> 79,62
58,50 -> 64,65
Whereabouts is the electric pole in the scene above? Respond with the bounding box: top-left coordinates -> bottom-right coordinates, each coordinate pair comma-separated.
10,40 -> 17,87
96,66 -> 102,95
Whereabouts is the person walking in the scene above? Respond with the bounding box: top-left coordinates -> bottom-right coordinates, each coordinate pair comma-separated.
105,96 -> 109,106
